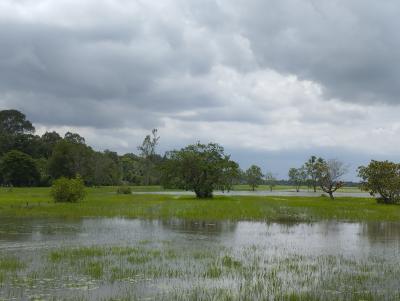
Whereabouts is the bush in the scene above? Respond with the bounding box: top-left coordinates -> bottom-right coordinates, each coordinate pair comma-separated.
51,177 -> 86,203
117,186 -> 132,194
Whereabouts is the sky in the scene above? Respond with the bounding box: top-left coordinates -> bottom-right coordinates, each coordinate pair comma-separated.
1,0 -> 400,180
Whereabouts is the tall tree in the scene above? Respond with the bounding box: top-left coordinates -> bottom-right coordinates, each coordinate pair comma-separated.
288,167 -> 307,192
120,153 -> 142,184
138,129 -> 160,185
265,172 -> 277,192
0,110 -> 35,155
245,165 -> 264,191
161,142 -> 239,198
318,159 -> 347,199
0,150 -> 40,186
48,140 -> 94,182
304,156 -> 325,192
0,110 -> 34,135
40,132 -> 62,158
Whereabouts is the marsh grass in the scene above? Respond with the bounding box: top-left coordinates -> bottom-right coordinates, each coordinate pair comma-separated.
0,187 -> 399,222
1,242 -> 400,300
0,257 -> 25,272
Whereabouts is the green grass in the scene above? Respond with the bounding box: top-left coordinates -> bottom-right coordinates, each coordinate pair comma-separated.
0,186 -> 397,222
3,244 -> 400,300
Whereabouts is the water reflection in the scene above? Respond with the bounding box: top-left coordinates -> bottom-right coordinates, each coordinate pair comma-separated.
0,218 -> 399,256
1,218 -> 400,300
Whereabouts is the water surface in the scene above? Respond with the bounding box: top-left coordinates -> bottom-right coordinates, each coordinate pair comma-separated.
0,218 -> 399,300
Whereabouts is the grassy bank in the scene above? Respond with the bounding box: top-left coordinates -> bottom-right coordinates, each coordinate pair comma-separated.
0,187 -> 397,222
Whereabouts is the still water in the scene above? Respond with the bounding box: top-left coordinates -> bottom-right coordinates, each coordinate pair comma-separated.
0,218 -> 399,300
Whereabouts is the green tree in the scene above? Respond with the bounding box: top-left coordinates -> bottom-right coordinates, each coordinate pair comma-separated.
161,142 -> 239,198
40,131 -> 62,158
48,140 -> 94,182
317,159 -> 347,199
265,172 -> 277,192
64,132 -> 85,144
0,109 -> 34,135
0,150 -> 40,186
0,109 -> 35,156
288,167 -> 307,192
358,160 -> 400,204
245,165 -> 264,191
304,156 -> 325,192
120,153 -> 142,184
92,151 -> 121,186
138,129 -> 160,185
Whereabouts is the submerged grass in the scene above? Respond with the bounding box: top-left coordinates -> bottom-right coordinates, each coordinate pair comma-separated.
2,243 -> 400,300
0,187 -> 398,222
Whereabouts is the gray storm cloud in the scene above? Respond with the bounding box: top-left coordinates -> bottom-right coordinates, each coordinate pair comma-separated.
1,0 -> 400,179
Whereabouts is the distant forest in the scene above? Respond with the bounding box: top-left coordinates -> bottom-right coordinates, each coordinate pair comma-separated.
0,109 -> 164,186
0,109 -> 360,188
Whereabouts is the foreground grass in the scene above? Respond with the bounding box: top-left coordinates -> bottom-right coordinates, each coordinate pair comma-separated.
1,243 -> 399,300
0,187 -> 398,222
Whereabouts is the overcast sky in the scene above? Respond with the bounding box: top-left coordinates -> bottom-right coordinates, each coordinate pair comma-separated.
1,0 -> 400,180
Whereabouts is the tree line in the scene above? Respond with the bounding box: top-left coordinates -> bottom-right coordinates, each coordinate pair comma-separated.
0,110 -> 163,187
1,109 -> 400,203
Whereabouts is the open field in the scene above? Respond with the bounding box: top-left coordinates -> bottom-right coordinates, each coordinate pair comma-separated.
0,186 -> 397,222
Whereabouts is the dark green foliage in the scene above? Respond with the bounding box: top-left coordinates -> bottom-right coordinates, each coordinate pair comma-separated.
245,165 -> 263,191
117,186 -> 132,194
120,153 -> 142,184
48,140 -> 94,181
0,150 -> 40,186
93,151 -> 121,186
40,131 -> 62,158
161,142 -> 239,198
0,109 -> 164,187
304,156 -> 325,192
288,167 -> 307,192
138,129 -> 161,185
358,160 -> 400,204
0,109 -> 34,136
51,177 -> 86,202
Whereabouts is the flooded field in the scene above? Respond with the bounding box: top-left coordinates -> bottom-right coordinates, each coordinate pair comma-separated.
1,218 -> 400,300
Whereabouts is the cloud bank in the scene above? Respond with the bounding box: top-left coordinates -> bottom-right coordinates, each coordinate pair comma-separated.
1,0 -> 400,178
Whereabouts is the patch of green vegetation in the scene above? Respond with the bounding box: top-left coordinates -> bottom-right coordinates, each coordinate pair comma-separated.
0,187 -> 398,222
84,261 -> 104,279
0,257 -> 25,271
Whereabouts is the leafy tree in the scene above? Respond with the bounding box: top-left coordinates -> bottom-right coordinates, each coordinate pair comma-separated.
304,156 -> 325,192
265,172 -> 277,192
0,110 -> 34,135
138,129 -> 160,185
120,153 -> 142,184
40,131 -> 62,158
64,132 -> 86,144
317,159 -> 347,199
161,142 -> 239,198
0,110 -> 35,156
48,140 -> 94,182
245,165 -> 264,191
92,152 -> 121,186
288,167 -> 307,192
0,150 -> 40,186
358,160 -> 400,204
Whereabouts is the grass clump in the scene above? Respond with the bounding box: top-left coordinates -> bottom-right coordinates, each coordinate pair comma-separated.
0,257 -> 25,271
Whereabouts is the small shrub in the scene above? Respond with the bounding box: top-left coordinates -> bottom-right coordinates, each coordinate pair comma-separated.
51,177 -> 86,203
117,186 -> 132,194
